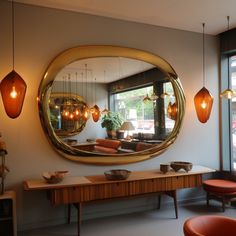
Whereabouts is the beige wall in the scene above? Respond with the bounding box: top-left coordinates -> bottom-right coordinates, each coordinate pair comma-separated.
0,2 -> 219,230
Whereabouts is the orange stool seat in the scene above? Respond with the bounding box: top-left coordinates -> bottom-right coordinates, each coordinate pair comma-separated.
184,215 -> 236,236
203,179 -> 236,211
203,179 -> 236,193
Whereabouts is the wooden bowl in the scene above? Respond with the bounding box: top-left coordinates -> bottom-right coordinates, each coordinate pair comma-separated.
170,161 -> 193,172
104,169 -> 131,180
42,171 -> 68,184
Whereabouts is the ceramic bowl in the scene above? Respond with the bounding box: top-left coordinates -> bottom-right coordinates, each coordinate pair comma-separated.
104,169 -> 131,180
42,171 -> 68,184
170,161 -> 193,172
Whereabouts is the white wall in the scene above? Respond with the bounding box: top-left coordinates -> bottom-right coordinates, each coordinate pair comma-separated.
0,2 -> 219,230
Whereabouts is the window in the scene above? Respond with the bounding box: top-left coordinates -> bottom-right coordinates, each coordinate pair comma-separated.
230,55 -> 236,170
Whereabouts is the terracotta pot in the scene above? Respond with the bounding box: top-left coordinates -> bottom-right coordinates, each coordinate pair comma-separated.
107,130 -> 117,139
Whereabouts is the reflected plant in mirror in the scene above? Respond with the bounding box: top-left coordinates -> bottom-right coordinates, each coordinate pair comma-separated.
38,45 -> 185,164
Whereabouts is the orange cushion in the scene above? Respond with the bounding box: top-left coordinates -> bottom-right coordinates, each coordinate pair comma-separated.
184,215 -> 236,236
94,145 -> 118,154
136,142 -> 153,152
96,139 -> 121,149
203,179 -> 236,193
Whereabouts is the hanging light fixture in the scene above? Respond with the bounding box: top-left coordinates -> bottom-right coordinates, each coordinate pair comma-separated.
220,16 -> 236,99
73,72 -> 81,121
143,94 -> 152,103
90,77 -> 100,122
102,71 -> 109,115
167,102 -> 177,120
81,64 -> 90,121
0,0 -> 27,119
160,82 -> 170,99
194,23 -> 213,123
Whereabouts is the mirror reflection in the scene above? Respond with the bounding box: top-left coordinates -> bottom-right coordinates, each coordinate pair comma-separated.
49,57 -> 176,155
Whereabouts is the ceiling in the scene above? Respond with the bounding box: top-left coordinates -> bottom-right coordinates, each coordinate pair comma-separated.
15,0 -> 236,35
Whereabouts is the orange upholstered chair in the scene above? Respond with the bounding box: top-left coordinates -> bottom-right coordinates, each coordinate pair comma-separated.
183,215 -> 236,236
203,179 -> 236,211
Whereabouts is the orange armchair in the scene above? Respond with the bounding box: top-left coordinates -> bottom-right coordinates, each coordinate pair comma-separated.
183,215 -> 236,236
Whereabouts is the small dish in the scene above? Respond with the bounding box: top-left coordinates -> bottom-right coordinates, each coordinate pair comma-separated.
42,171 -> 68,184
170,161 -> 193,172
104,169 -> 131,180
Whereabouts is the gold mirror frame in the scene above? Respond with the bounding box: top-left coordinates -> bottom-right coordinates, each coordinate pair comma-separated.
38,45 -> 185,165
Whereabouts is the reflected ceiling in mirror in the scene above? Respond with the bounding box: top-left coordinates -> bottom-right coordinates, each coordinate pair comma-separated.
39,45 -> 185,165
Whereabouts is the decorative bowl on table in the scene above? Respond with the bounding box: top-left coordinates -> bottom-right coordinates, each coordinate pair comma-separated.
104,169 -> 131,180
170,161 -> 193,172
42,171 -> 68,184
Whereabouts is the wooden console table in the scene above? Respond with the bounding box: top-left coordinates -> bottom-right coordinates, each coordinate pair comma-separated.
23,165 -> 215,236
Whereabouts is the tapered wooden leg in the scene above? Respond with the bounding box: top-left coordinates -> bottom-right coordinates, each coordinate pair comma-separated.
157,194 -> 161,209
173,191 -> 178,219
67,204 -> 71,224
73,203 -> 81,236
165,190 -> 178,219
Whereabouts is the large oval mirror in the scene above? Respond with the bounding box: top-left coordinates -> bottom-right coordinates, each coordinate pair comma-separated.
38,45 -> 185,165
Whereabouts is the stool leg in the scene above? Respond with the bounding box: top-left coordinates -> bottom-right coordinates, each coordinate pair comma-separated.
206,192 -> 210,207
222,197 -> 226,212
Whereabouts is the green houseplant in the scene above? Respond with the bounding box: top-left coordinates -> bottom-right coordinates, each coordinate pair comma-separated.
101,112 -> 124,138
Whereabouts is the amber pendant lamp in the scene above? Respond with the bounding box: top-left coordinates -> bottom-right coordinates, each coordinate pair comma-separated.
0,0 -> 27,119
194,23 -> 213,123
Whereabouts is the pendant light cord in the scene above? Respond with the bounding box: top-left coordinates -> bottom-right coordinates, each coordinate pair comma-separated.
202,23 -> 205,87
12,0 -> 15,70
227,16 -> 230,90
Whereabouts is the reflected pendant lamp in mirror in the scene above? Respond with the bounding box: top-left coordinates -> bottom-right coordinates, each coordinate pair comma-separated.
0,70 -> 27,119
194,23 -> 213,123
91,104 -> 100,122
167,102 -> 177,120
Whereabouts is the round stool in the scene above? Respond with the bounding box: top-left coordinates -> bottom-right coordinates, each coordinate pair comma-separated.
184,215 -> 236,236
203,179 -> 236,211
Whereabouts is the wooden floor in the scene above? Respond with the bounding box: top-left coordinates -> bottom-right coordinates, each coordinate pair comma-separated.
19,200 -> 236,236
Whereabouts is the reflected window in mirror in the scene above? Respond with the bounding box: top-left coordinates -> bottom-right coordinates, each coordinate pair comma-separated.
109,69 -> 176,141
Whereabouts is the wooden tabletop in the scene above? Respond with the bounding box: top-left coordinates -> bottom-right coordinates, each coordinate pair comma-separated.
23,165 -> 215,191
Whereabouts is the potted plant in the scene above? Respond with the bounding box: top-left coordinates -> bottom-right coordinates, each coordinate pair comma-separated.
101,112 -> 124,138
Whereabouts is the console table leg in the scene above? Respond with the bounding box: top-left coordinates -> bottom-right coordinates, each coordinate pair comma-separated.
67,204 -> 71,224
165,190 -> 178,219
73,203 -> 81,236
157,194 -> 161,209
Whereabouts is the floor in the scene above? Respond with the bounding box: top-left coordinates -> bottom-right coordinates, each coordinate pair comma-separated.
18,200 -> 236,236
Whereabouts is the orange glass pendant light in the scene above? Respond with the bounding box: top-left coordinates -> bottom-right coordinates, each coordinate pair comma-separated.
194,23 -> 213,123
91,105 -> 100,122
0,70 -> 27,119
0,70 -> 27,118
0,1 -> 27,119
194,87 -> 213,123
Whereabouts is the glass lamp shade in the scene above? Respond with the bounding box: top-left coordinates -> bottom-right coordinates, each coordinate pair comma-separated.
143,94 -> 151,103
160,92 -> 170,99
82,105 -> 90,121
91,104 -> 100,122
102,108 -> 109,115
0,70 -> 27,119
167,102 -> 177,120
220,89 -> 236,99
194,87 -> 213,123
